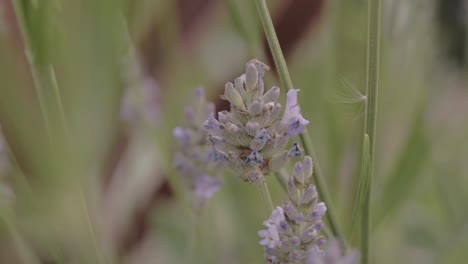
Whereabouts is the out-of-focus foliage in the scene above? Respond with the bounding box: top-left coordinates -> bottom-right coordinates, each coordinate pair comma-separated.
0,0 -> 467,263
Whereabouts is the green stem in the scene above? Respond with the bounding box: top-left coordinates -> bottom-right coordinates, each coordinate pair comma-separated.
361,0 -> 382,263
254,0 -> 343,239
260,179 -> 274,211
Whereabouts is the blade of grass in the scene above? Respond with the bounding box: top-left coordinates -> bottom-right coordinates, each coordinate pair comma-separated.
254,0 -> 344,239
360,0 -> 382,263
350,134 -> 370,239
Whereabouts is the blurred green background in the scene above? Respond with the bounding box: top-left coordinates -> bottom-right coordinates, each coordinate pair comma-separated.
0,0 -> 467,263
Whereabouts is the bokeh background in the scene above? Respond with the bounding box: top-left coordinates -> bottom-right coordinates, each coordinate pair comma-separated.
0,0 -> 467,263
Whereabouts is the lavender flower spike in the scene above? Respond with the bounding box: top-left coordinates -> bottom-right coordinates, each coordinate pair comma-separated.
258,156 -> 326,264
203,59 -> 310,182
172,87 -> 225,209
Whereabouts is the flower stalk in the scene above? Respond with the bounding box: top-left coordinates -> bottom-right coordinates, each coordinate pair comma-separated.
360,0 -> 382,263
254,0 -> 343,240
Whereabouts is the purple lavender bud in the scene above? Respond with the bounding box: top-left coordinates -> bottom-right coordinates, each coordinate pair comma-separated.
262,86 -> 280,103
203,113 -> 221,132
267,207 -> 286,226
287,178 -> 300,204
288,142 -> 302,157
311,202 -> 327,219
248,99 -> 264,116
246,151 -> 263,165
223,82 -> 246,111
301,184 -> 317,205
207,148 -> 226,162
293,161 -> 305,185
245,120 -> 260,137
303,156 -> 313,180
283,202 -> 299,222
279,221 -> 293,235
251,129 -> 271,150
289,236 -> 301,246
299,227 -> 318,244
246,63 -> 258,91
287,119 -> 307,137
296,214 -> 306,223
258,223 -> 282,249
281,89 -> 309,137
314,221 -> 324,231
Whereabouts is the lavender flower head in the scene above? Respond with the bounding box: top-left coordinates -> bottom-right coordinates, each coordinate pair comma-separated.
203,59 -> 309,182
258,156 -> 326,263
173,87 -> 223,208
306,239 -> 359,264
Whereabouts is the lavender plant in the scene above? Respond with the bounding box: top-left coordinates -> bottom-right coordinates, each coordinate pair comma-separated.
258,156 -> 326,263
203,59 -> 309,182
173,88 -> 223,209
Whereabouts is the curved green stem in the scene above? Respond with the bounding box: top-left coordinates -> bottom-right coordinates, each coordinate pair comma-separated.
360,0 -> 382,263
254,0 -> 343,240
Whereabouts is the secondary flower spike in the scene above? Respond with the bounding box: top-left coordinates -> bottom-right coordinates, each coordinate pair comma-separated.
203,59 -> 309,182
258,156 -> 326,264
173,87 -> 223,209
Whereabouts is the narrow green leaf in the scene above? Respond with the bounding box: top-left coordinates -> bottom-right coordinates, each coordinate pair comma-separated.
360,0 -> 382,262
350,134 -> 370,238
